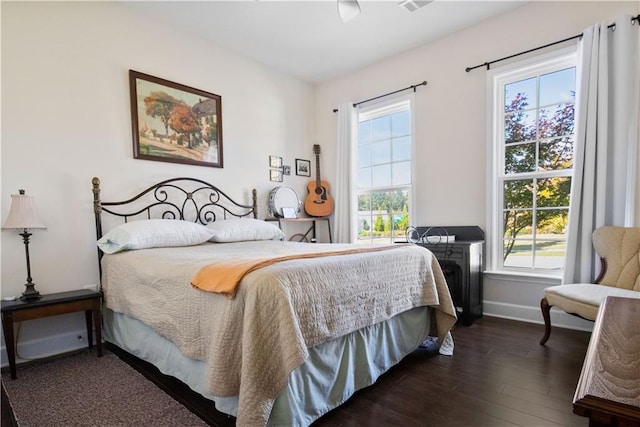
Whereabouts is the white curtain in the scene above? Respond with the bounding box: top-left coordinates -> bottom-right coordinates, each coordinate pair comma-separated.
563,16 -> 639,284
334,102 -> 357,243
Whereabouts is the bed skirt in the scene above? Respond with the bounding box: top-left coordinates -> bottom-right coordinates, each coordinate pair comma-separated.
103,306 -> 432,426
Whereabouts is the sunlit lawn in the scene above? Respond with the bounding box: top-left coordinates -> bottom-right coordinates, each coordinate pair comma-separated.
507,234 -> 566,257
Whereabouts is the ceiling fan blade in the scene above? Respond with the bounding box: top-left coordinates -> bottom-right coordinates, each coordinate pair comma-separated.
337,0 -> 361,23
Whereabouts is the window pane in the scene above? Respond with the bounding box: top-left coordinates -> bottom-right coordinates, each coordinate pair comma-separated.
357,193 -> 373,243
358,143 -> 371,168
536,208 -> 569,236
540,67 -> 576,107
536,177 -> 571,208
358,193 -> 371,212
534,238 -> 566,270
372,213 -> 392,241
372,164 -> 391,187
392,136 -> 411,162
358,121 -> 371,145
504,238 -> 533,268
496,56 -> 575,274
505,143 -> 535,174
391,212 -> 409,240
505,110 -> 536,143
372,116 -> 391,141
392,161 -> 411,186
392,111 -> 410,137
371,140 -> 391,165
505,77 -> 537,112
356,100 -> 411,245
357,214 -> 373,242
538,103 -> 574,138
504,180 -> 533,208
357,167 -> 371,188
539,137 -> 573,170
503,209 -> 533,243
390,189 -> 410,239
390,189 -> 409,211
370,191 -> 390,212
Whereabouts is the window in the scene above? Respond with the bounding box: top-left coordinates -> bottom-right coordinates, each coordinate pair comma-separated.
356,97 -> 413,244
488,49 -> 576,274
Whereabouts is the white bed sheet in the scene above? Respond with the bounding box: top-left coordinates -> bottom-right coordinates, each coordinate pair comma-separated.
103,305 -> 434,426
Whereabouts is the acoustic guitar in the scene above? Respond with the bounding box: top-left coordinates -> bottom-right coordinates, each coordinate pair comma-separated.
304,144 -> 334,217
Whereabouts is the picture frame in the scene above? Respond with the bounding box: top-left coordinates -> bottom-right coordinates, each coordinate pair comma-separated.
295,159 -> 311,177
129,70 -> 223,168
269,155 -> 283,169
270,169 -> 283,182
282,165 -> 291,176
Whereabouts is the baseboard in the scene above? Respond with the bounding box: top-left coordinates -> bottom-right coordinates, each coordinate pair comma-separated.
483,300 -> 593,332
0,328 -> 91,368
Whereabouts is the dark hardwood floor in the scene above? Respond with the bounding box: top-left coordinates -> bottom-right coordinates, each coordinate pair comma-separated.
2,316 -> 591,426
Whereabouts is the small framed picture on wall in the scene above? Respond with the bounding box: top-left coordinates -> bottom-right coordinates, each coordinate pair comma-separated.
295,159 -> 311,177
270,169 -> 283,182
269,155 -> 283,169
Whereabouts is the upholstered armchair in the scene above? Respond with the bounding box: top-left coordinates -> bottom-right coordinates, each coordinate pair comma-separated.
540,226 -> 640,345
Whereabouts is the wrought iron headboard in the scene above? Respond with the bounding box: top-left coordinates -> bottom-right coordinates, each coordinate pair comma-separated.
92,176 -> 258,262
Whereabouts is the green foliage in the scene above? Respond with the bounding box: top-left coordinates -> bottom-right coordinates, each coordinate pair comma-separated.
358,189 -> 410,241
374,215 -> 385,232
503,91 -> 574,261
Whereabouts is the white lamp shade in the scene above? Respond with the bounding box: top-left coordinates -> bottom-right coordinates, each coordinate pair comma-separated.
2,191 -> 46,230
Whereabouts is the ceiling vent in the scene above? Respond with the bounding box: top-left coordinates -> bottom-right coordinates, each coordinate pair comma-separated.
398,0 -> 432,12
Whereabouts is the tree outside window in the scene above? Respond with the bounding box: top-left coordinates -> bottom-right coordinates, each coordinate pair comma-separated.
499,64 -> 576,271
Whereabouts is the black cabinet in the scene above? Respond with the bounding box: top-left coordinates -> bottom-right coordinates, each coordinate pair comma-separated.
413,226 -> 484,326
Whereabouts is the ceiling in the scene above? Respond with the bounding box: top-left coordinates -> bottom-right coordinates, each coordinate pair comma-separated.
123,1 -> 526,84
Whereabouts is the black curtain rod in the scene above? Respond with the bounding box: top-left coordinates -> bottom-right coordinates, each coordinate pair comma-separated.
465,14 -> 639,73
332,80 -> 427,113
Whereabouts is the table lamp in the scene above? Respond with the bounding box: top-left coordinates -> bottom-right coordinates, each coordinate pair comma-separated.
2,189 -> 47,300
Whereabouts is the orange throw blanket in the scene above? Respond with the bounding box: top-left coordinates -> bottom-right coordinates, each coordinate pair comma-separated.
192,244 -> 407,298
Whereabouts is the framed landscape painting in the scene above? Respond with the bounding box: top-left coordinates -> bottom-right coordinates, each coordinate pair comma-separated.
129,70 -> 223,168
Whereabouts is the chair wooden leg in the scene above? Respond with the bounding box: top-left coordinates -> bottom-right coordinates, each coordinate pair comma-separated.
540,297 -> 552,345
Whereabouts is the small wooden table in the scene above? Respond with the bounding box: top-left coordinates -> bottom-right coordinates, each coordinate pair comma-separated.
573,296 -> 640,426
267,216 -> 333,243
1,289 -> 103,379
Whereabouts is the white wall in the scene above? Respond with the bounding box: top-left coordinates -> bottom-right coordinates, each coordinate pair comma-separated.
1,2 -> 315,362
2,1 -> 638,364
314,1 -> 639,330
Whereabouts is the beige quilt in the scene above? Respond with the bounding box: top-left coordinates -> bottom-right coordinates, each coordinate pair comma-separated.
101,240 -> 457,426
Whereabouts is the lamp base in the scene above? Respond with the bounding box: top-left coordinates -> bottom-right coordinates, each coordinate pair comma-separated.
21,283 -> 41,301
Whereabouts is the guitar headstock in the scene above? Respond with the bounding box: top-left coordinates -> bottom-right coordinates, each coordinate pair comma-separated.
313,144 -> 321,155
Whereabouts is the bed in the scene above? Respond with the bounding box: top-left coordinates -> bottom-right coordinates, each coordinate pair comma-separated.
92,176 -> 457,426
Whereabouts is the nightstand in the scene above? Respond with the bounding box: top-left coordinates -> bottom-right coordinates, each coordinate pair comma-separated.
266,216 -> 333,243
1,289 -> 102,379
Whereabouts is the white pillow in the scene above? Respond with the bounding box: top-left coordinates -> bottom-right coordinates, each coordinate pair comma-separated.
97,219 -> 216,254
207,218 -> 284,243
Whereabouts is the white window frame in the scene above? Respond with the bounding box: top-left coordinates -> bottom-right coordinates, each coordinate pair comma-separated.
486,47 -> 577,277
355,93 -> 415,244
